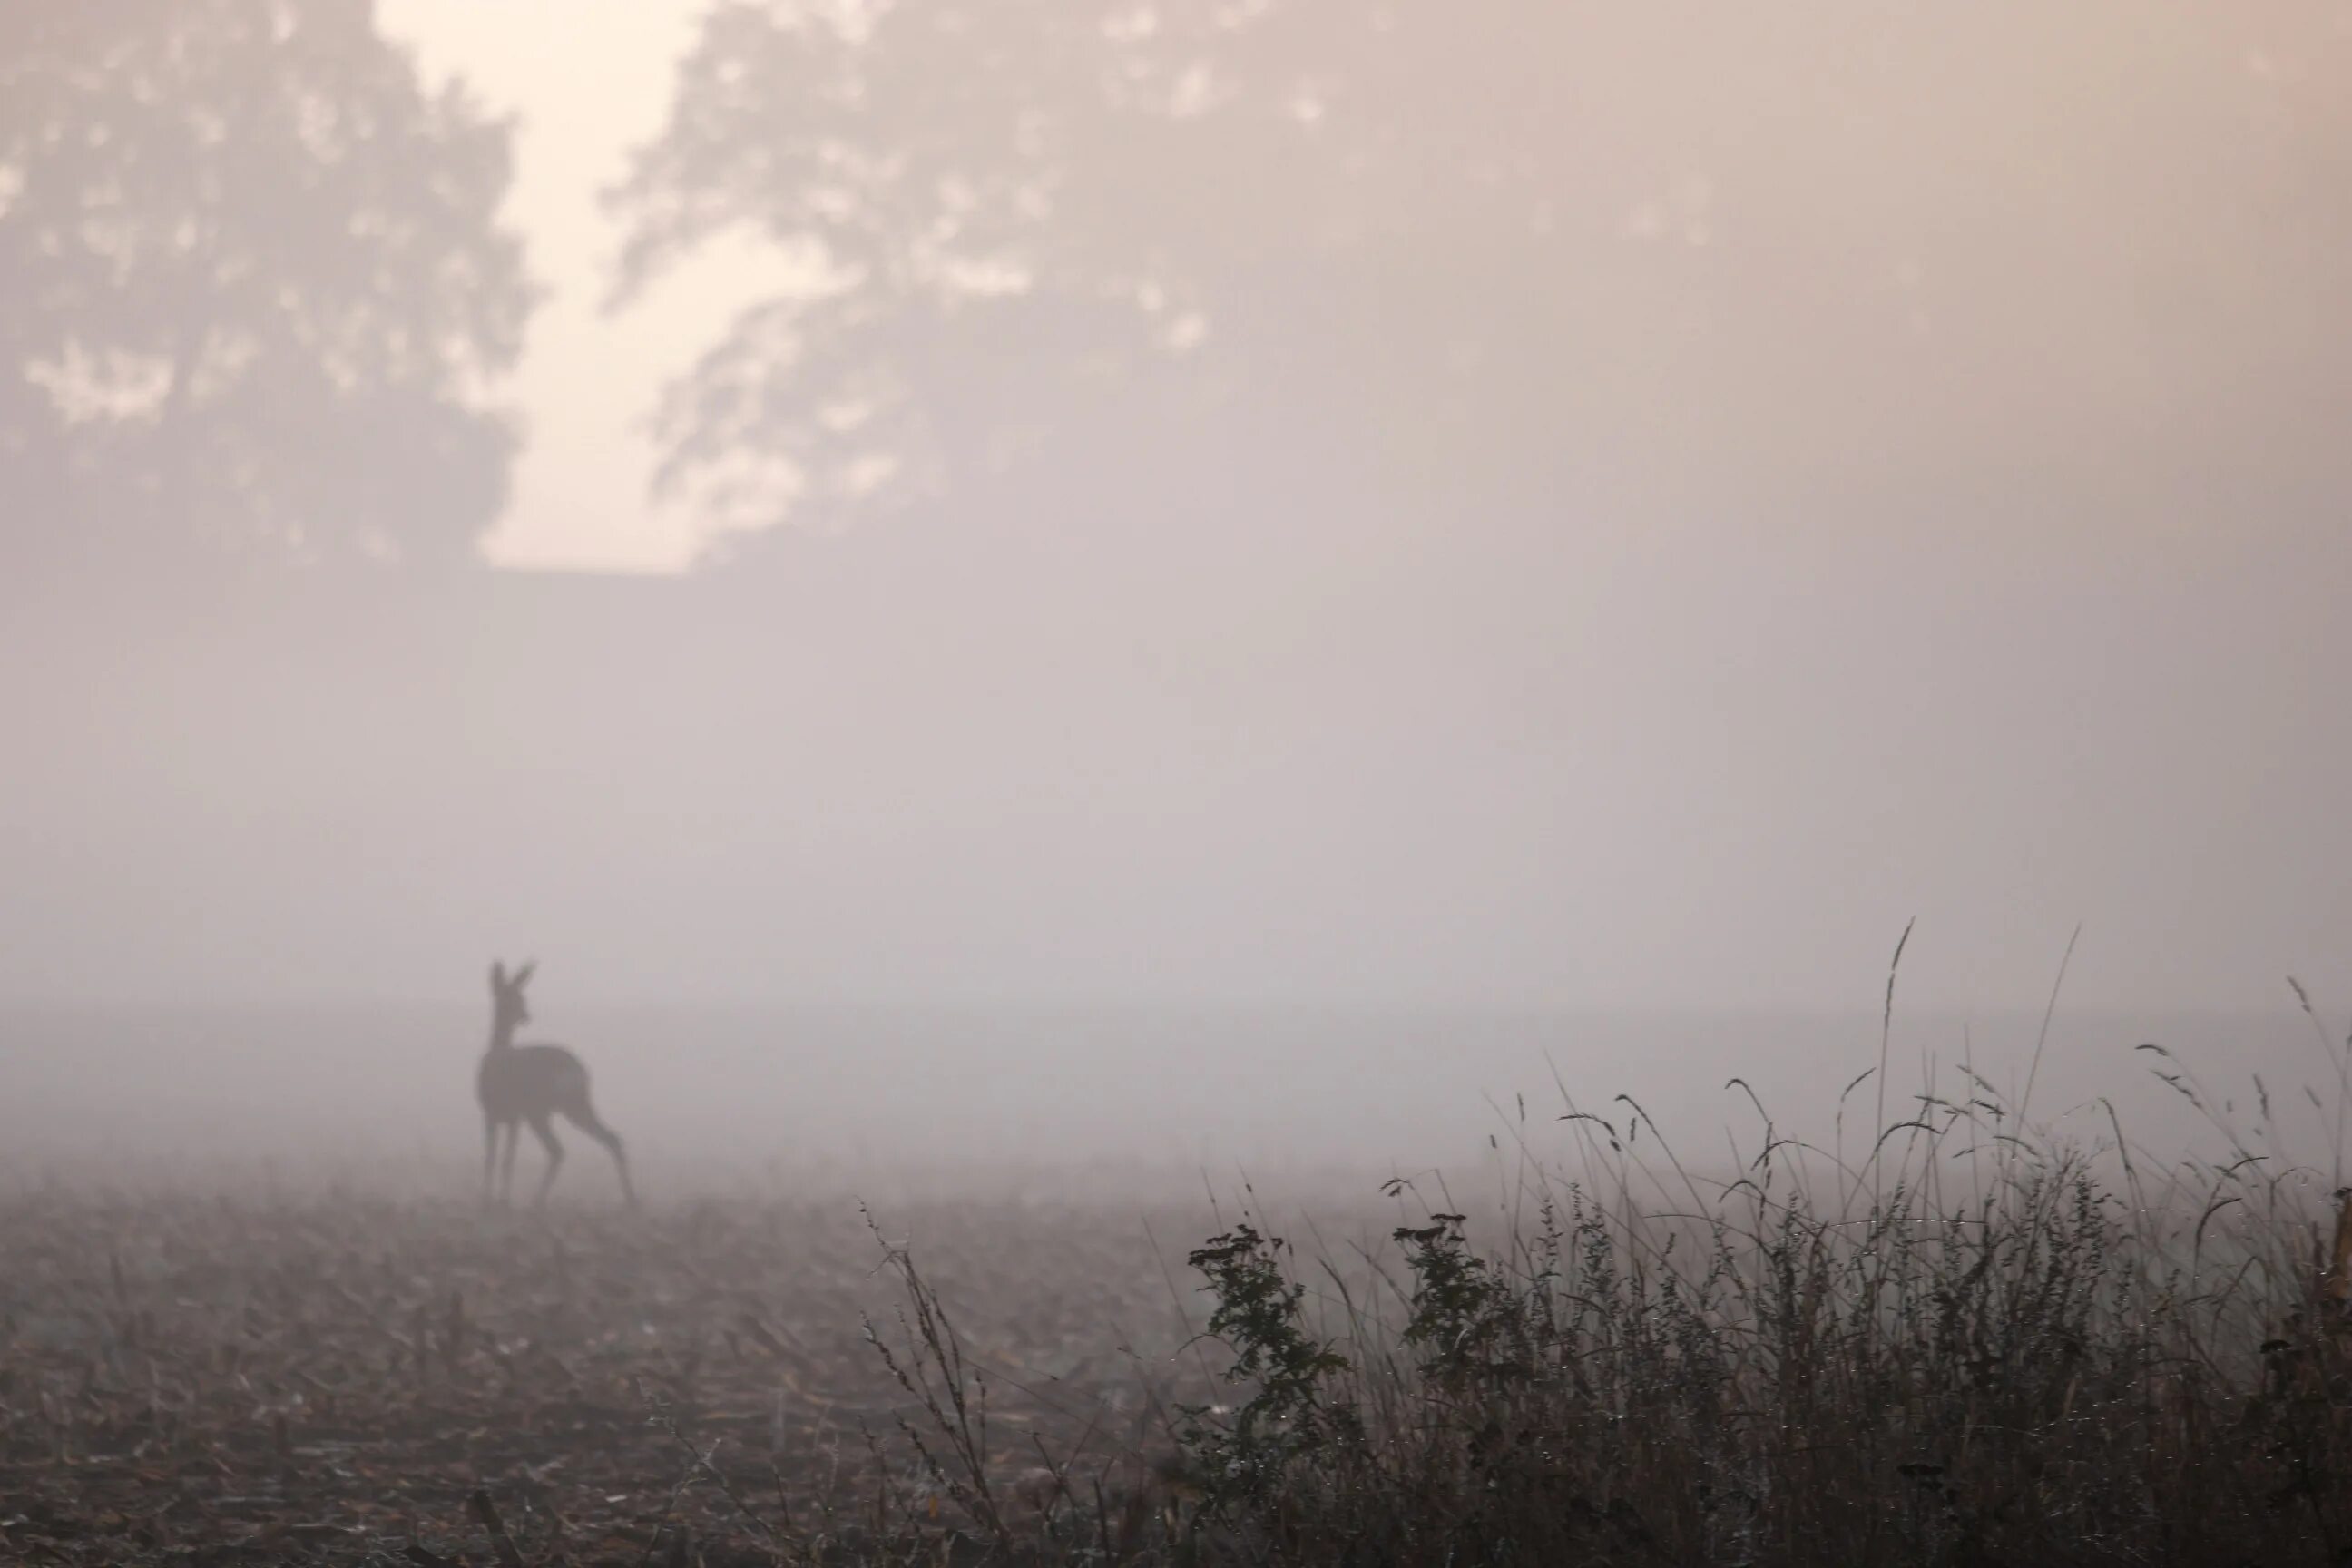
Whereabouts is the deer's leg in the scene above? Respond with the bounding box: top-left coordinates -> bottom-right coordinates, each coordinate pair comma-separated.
481,1113 -> 499,1205
499,1119 -> 522,1204
564,1103 -> 637,1210
527,1112 -> 564,1208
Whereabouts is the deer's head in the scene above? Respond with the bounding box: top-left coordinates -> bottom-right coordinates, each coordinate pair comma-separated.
489,958 -> 536,1044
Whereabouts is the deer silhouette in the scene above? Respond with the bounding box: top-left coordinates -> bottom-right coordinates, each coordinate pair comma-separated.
477,960 -> 636,1208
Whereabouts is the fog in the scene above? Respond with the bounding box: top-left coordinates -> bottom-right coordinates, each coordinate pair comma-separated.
4,2 -> 2349,1187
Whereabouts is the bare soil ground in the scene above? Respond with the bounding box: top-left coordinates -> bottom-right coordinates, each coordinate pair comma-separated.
0,1185 -> 1250,1564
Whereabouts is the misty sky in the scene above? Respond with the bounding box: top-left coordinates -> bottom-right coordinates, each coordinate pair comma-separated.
5,1 -> 2350,1032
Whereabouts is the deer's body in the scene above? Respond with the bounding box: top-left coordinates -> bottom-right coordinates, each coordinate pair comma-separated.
478,961 -> 636,1208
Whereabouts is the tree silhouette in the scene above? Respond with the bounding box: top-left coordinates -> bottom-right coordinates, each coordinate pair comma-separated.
604,1 -> 1585,546
0,0 -> 533,573
612,2 -> 2351,562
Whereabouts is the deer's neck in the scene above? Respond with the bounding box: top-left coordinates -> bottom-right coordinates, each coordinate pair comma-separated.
487,1021 -> 519,1053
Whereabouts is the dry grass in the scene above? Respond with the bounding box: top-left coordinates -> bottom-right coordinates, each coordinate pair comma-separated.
1116,985 -> 2352,1566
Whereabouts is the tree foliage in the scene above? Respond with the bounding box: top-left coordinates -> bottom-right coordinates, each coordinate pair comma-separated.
612,1 -> 2351,556
606,0 -> 1581,540
1,0 -> 533,571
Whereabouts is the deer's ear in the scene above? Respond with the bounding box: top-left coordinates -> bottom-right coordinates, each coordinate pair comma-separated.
514,960 -> 536,987
491,961 -> 507,993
